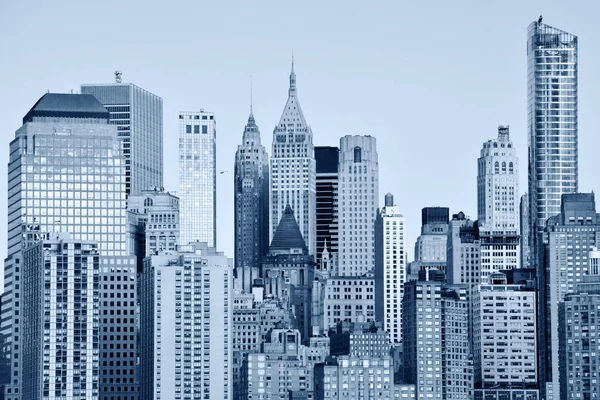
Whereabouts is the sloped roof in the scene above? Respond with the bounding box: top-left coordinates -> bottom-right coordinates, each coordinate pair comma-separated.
269,205 -> 307,252
23,93 -> 109,124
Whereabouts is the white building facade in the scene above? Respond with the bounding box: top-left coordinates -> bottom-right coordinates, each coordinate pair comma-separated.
270,63 -> 317,257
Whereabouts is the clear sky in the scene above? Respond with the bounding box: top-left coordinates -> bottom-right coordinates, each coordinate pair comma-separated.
1,0 -> 599,271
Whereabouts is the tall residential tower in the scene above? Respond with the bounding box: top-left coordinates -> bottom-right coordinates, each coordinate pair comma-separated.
527,21 -> 578,268
270,62 -> 317,257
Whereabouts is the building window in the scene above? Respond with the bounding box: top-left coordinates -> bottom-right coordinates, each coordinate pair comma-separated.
194,125 -> 200,134
186,125 -> 192,134
202,126 -> 208,134
354,147 -> 362,163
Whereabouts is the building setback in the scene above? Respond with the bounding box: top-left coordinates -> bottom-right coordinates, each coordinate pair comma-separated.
315,146 -> 339,263
178,110 -> 217,247
81,78 -> 163,196
234,110 -> 269,293
270,62 -> 317,257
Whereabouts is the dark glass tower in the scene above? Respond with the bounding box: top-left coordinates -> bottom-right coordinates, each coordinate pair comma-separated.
234,111 -> 269,292
315,146 -> 339,262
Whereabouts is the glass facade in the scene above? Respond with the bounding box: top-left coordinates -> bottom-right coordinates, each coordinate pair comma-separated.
178,111 -> 216,247
527,21 -> 578,264
81,83 -> 163,196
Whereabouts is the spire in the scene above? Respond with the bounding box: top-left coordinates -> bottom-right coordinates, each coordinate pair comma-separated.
269,205 -> 307,252
250,75 -> 253,116
289,55 -> 296,96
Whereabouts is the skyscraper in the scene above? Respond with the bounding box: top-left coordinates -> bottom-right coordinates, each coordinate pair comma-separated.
270,62 -> 317,257
410,207 -> 449,277
477,125 -> 519,232
178,110 -> 217,247
21,235 -> 100,400
539,193 -> 600,400
234,110 -> 269,293
527,20 -> 578,269
375,193 -> 406,345
315,146 -> 339,263
2,93 -> 130,400
140,242 -> 233,400
81,77 -> 163,196
338,135 -> 379,277
477,126 -> 521,282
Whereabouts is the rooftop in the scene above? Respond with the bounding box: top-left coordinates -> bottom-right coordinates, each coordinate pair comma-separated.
23,93 -> 109,124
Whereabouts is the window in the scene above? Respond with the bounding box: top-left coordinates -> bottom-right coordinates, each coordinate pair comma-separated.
194,125 -> 200,134
202,126 -> 208,134
494,161 -> 499,174
354,147 -> 362,163
186,125 -> 192,134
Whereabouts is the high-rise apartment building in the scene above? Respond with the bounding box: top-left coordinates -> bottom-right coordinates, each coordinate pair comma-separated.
558,249 -> 600,400
140,242 -> 233,400
81,78 -> 163,196
270,63 -> 316,257
21,235 -> 100,400
539,193 -> 600,400
338,135 -> 379,277
178,110 -> 217,247
477,126 -> 521,283
315,146 -> 339,262
375,193 -> 406,345
403,280 -> 472,399
477,125 -> 519,232
473,272 -> 538,398
2,93 -> 128,400
234,111 -> 269,293
527,21 -> 578,269
127,188 -> 179,270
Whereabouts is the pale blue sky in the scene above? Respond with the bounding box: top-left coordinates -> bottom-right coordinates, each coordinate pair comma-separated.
1,0 -> 599,267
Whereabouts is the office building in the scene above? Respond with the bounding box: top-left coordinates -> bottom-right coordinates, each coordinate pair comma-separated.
477,125 -> 519,232
521,194 -> 531,268
99,255 -> 139,400
321,276 -> 375,331
262,205 -> 315,341
21,235 -> 100,400
539,193 -> 600,400
473,273 -> 538,398
2,93 -> 128,400
315,146 -> 339,263
127,187 -> 179,270
234,110 -> 270,293
140,242 -> 233,400
527,20 -> 578,269
375,193 -> 406,345
403,280 -> 472,399
410,207 -> 449,276
338,135 -> 378,277
559,248 -> 600,400
81,77 -> 163,195
178,110 -> 217,247
477,126 -> 521,282
240,328 -> 313,400
270,62 -> 317,257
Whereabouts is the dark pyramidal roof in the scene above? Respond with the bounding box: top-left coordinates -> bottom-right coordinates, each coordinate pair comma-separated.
269,205 -> 307,252
23,93 -> 109,124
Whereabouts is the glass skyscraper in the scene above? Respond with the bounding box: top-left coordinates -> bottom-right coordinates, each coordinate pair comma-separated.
2,93 -> 128,400
178,110 -> 216,247
527,20 -> 578,268
81,80 -> 163,196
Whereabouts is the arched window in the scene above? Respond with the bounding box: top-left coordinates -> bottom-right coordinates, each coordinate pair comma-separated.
144,198 -> 153,207
502,162 -> 506,173
494,161 -> 499,174
509,162 -> 514,174
354,146 -> 362,163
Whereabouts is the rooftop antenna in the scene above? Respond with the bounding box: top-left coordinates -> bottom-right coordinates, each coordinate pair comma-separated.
538,15 -> 543,24
114,70 -> 122,83
250,74 -> 253,114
